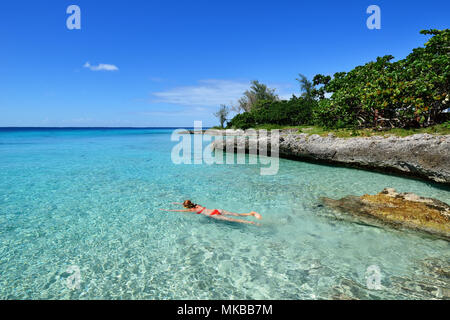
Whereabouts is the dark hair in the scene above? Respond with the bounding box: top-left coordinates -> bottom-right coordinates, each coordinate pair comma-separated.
183,200 -> 197,209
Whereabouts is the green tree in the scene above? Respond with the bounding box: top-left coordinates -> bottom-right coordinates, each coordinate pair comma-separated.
229,29 -> 450,130
296,74 -> 314,101
313,29 -> 450,128
236,80 -> 279,112
228,97 -> 317,129
213,104 -> 230,128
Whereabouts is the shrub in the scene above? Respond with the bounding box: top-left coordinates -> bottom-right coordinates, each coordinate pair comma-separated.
227,112 -> 255,129
314,29 -> 450,129
228,97 -> 317,129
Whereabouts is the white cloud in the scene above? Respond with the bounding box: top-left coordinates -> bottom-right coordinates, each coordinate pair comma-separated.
151,79 -> 299,107
83,62 -> 119,71
149,77 -> 165,82
138,107 -> 208,117
152,80 -> 250,107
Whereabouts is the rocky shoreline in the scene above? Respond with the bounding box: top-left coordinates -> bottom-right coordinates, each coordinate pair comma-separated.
206,129 -> 450,184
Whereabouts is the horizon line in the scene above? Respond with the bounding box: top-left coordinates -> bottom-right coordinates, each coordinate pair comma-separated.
0,126 -> 209,129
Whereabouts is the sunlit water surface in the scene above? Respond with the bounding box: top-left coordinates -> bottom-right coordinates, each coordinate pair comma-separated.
0,128 -> 448,299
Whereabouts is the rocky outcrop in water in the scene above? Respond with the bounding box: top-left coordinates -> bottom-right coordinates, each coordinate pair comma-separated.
210,130 -> 450,184
321,188 -> 450,241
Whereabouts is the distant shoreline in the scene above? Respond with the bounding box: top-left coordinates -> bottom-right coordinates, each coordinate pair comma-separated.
0,127 -> 204,130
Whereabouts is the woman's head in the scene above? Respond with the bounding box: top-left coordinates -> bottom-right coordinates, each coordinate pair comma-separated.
183,200 -> 197,209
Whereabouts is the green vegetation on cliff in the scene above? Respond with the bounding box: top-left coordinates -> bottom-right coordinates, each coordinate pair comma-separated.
225,29 -> 449,131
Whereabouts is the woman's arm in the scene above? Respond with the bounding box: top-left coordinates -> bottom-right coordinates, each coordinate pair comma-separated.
159,209 -> 192,212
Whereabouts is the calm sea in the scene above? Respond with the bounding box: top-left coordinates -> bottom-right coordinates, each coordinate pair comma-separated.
0,128 -> 448,299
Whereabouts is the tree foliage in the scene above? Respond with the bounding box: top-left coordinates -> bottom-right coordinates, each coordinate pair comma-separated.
227,29 -> 449,130
296,73 -> 315,101
313,29 -> 449,128
228,97 -> 316,129
213,104 -> 230,128
235,80 -> 279,113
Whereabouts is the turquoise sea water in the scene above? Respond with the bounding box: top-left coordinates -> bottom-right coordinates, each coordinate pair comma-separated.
0,128 -> 448,299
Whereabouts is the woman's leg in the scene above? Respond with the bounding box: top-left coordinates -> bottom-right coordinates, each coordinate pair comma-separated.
212,215 -> 260,226
219,209 -> 262,220
218,209 -> 240,216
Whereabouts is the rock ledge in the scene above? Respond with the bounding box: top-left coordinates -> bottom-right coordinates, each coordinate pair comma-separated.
210,131 -> 450,184
322,188 -> 450,240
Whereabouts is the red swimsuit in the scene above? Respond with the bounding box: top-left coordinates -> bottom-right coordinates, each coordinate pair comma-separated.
196,206 -> 221,216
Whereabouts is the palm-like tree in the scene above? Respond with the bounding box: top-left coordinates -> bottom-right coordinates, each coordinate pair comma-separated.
296,74 -> 314,100
213,105 -> 230,128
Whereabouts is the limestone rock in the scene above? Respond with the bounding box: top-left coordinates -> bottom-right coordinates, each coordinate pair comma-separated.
211,131 -> 450,184
321,188 -> 450,240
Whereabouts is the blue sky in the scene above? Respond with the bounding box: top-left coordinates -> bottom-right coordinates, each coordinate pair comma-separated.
0,0 -> 448,127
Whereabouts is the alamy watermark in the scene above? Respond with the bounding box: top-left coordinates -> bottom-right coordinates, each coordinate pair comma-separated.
171,121 -> 280,175
66,5 -> 81,30
65,5 -> 381,31
366,265 -> 383,290
65,265 -> 81,290
366,5 -> 381,30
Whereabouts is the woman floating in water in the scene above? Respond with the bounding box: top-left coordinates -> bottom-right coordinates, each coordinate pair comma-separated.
160,200 -> 262,226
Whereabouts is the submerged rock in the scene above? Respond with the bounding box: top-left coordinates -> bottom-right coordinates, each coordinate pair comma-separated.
321,188 -> 450,240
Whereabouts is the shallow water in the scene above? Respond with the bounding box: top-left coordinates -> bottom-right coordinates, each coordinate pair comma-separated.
0,128 -> 448,299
